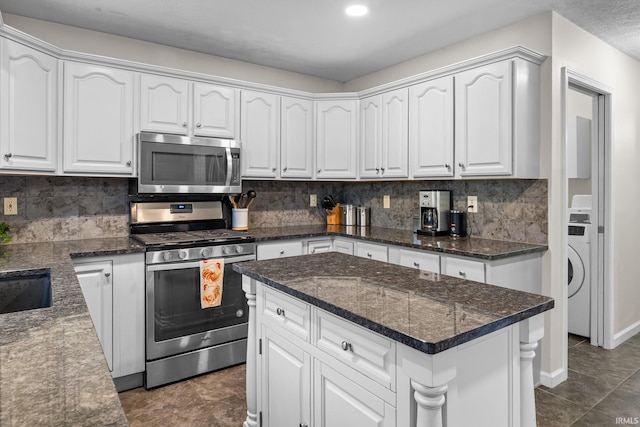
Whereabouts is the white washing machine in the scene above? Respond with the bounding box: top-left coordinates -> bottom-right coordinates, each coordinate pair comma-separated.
567,195 -> 592,337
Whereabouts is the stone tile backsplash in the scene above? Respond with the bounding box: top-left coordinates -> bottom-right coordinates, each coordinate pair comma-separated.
0,176 -> 547,245
244,179 -> 548,244
0,176 -> 129,243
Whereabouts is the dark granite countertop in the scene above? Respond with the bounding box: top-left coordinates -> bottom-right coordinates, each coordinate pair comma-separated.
234,252 -> 554,354
0,238 -> 144,426
249,225 -> 547,260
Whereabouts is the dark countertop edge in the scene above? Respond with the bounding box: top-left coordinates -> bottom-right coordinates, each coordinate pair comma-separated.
234,265 -> 555,355
250,227 -> 548,261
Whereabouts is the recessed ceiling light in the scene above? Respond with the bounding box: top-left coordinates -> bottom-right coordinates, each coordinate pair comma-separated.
345,4 -> 369,17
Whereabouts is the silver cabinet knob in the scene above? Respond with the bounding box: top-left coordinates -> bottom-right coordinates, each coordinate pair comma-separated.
413,261 -> 419,268
459,271 -> 466,277
182,122 -> 188,127
280,250 -> 285,255
272,167 -> 276,172
458,162 -> 465,170
4,153 -> 11,159
341,341 -> 353,351
310,248 -> 315,254
380,167 -> 385,174
283,167 -> 288,172
276,307 -> 285,316
445,164 -> 451,170
367,252 -> 372,258
300,424 -> 309,427
126,160 -> 132,166
104,272 -> 111,278
375,167 -> 380,173
317,168 -> 321,173
196,123 -> 202,128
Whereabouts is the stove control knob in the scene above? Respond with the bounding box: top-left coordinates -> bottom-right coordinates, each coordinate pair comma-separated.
178,250 -> 188,260
223,247 -> 232,255
201,247 -> 213,258
163,251 -> 173,262
235,245 -> 244,254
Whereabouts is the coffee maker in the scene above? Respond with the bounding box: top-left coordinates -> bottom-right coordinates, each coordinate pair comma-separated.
416,190 -> 451,236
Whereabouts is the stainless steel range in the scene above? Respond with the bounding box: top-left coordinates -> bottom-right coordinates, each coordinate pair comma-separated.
130,200 -> 255,389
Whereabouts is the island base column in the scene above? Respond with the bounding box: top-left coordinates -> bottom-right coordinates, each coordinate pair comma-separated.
412,381 -> 448,427
520,314 -> 544,427
243,277 -> 258,427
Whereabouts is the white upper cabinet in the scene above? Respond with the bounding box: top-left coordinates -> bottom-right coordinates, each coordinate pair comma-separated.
408,76 -> 454,178
0,39 -> 58,172
454,58 -> 540,178
360,89 -> 409,179
316,99 -> 358,179
281,96 -> 314,179
140,74 -> 237,138
241,90 -> 280,178
63,62 -> 135,175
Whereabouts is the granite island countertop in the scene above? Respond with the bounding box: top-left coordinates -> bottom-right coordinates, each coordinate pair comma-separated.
234,252 -> 554,353
248,224 -> 547,260
0,238 -> 144,426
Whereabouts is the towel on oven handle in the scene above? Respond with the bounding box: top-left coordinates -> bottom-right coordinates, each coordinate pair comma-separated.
200,259 -> 224,309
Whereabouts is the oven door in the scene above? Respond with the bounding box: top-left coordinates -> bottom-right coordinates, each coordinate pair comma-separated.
146,254 -> 254,361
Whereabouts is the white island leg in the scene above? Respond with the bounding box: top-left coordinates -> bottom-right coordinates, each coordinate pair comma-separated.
243,277 -> 258,427
412,381 -> 448,427
520,314 -> 544,427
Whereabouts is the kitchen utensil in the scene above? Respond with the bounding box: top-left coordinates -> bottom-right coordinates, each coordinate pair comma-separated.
245,190 -> 256,209
238,193 -> 247,208
321,195 -> 337,210
326,203 -> 341,225
227,195 -> 237,209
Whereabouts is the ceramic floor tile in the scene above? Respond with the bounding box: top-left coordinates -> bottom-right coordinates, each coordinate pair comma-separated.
570,408 -> 631,426
568,334 -> 588,348
535,389 -> 591,427
568,343 -> 640,385
541,368 -> 619,407
589,376 -> 640,420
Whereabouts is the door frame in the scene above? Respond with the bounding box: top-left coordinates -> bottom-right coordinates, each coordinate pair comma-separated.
561,67 -> 613,350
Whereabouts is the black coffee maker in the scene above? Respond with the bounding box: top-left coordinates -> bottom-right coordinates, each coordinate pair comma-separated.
450,210 -> 468,237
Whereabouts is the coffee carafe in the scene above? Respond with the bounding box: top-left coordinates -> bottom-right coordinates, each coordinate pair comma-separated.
417,190 -> 451,236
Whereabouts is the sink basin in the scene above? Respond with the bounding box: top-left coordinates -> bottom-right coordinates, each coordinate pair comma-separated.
0,268 -> 52,314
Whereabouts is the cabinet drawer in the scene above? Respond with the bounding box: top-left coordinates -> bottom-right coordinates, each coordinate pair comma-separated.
307,239 -> 333,254
262,287 -> 310,341
441,256 -> 485,282
333,238 -> 354,255
316,310 -> 395,390
397,248 -> 440,273
257,240 -> 303,260
355,242 -> 388,262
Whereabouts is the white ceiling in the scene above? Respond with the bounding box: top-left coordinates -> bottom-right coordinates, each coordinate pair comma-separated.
0,0 -> 638,82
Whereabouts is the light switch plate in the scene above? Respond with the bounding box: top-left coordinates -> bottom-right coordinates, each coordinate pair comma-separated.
383,195 -> 390,209
4,197 -> 17,215
310,194 -> 317,207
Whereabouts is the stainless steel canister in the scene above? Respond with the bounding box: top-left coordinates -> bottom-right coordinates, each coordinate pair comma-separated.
341,204 -> 357,226
356,206 -> 370,227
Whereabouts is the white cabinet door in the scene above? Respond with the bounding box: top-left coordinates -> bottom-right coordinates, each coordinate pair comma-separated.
281,96 -> 313,178
441,255 -> 486,282
139,74 -> 190,135
257,240 -> 304,260
241,90 -> 279,178
314,361 -> 395,427
63,62 -> 134,174
307,238 -> 333,254
409,76 -> 454,178
391,247 -> 440,273
334,238 -> 354,255
359,95 -> 382,178
380,88 -> 408,178
193,83 -> 237,138
455,61 -> 513,177
316,99 -> 358,179
74,261 -> 114,371
0,39 -> 58,172
262,328 -> 311,427
355,241 -> 388,262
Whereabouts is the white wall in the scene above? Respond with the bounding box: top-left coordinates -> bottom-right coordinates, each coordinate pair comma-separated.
552,13 -> 640,342
1,13 -> 344,93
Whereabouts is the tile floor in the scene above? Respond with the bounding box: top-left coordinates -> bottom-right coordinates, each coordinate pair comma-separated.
118,334 -> 640,427
536,333 -> 640,426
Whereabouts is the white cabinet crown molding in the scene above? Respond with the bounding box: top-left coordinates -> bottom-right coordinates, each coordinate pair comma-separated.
1,14 -> 544,102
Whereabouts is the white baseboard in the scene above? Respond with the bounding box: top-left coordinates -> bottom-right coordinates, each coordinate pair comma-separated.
539,368 -> 567,388
610,319 -> 640,349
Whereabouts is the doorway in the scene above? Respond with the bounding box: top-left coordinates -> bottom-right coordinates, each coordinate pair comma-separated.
562,68 -> 612,352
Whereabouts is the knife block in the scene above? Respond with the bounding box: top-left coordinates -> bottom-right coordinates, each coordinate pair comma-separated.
326,204 -> 341,225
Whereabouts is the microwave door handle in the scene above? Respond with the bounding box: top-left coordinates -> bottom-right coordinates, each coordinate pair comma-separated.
225,147 -> 232,187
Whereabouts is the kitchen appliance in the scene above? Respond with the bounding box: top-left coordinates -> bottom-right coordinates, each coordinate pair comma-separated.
417,190 -> 451,236
450,210 -> 467,237
137,132 -> 242,194
341,204 -> 357,226
130,200 -> 255,389
568,195 -> 592,337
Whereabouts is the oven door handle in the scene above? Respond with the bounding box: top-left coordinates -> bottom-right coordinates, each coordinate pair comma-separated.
147,255 -> 256,272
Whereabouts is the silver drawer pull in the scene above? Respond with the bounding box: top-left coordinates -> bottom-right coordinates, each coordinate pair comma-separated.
459,271 -> 466,277
104,272 -> 111,278
276,307 -> 285,316
300,423 -> 308,427
280,250 -> 285,255
413,261 -> 419,267
367,252 -> 372,258
341,341 -> 352,352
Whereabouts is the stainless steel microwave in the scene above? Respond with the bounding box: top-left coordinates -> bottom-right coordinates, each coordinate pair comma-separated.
137,132 -> 242,194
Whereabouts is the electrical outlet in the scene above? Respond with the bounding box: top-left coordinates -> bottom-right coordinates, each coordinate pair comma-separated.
4,197 -> 17,215
383,195 -> 390,209
467,196 -> 478,213
309,194 -> 317,207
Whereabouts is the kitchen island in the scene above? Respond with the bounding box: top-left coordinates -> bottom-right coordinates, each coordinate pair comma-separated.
234,252 -> 554,427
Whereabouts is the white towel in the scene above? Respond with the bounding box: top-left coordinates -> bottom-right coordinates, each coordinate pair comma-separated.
200,259 -> 224,309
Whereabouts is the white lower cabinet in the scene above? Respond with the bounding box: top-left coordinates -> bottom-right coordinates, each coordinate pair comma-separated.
440,254 -> 486,282
73,253 -> 145,390
257,240 -> 304,260
333,238 -> 354,255
388,246 -> 440,273
355,241 -> 388,262
306,238 -> 333,255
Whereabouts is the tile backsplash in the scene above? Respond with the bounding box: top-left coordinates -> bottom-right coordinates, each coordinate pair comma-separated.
0,176 -> 129,243
0,176 -> 547,245
244,179 -> 548,244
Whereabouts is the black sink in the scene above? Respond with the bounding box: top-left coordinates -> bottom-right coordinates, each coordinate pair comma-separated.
0,268 -> 52,314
